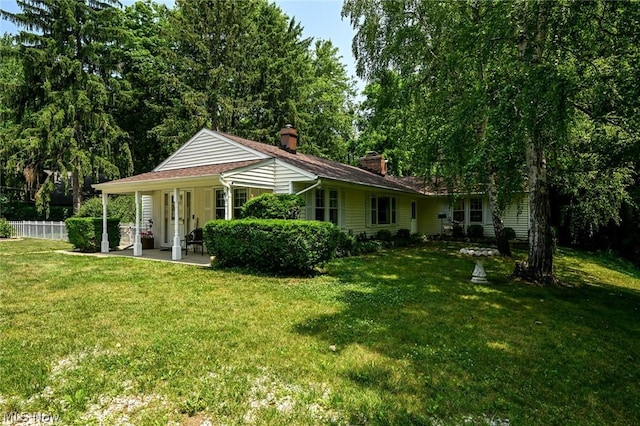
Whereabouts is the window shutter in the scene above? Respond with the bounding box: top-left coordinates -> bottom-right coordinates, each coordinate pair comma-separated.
340,190 -> 346,229
365,192 -> 371,226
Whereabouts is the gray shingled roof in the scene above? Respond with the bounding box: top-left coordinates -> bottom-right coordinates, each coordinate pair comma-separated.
96,130 -> 424,194
220,132 -> 419,194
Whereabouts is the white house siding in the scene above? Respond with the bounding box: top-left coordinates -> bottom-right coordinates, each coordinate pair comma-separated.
225,162 -> 275,189
480,196 -> 529,239
156,131 -> 266,172
141,195 -> 153,230
417,198 -> 450,235
274,162 -> 313,194
417,195 -> 529,239
343,189 -> 366,235
341,189 -> 414,237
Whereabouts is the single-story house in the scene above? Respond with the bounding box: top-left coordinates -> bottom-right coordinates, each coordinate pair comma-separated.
93,126 -> 529,260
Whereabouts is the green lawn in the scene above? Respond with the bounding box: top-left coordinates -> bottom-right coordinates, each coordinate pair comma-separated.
1,239 -> 639,425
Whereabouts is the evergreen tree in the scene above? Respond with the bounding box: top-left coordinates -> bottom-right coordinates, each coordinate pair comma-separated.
1,0 -> 132,213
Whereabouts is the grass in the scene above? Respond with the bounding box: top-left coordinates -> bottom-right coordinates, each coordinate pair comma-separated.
0,238 -> 639,425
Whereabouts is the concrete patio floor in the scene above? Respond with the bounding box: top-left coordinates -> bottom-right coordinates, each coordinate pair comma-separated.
61,247 -> 212,267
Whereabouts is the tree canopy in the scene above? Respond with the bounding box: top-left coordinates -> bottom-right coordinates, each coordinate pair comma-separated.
343,0 -> 640,282
0,0 -> 356,209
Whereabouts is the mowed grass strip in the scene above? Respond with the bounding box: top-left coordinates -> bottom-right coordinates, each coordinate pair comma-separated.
0,238 -> 639,425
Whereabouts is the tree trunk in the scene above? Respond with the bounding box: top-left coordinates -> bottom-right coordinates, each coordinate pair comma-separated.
513,135 -> 555,284
487,173 -> 512,257
72,166 -> 82,215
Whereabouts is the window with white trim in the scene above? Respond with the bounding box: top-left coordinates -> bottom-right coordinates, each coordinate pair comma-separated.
215,189 -> 226,220
370,194 -> 397,225
453,200 -> 465,223
470,198 -> 483,223
314,188 -> 340,225
233,188 -> 247,219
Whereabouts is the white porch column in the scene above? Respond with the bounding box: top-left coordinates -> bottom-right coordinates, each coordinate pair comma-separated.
226,186 -> 232,220
133,191 -> 142,256
219,176 -> 232,220
172,187 -> 182,260
100,193 -> 109,253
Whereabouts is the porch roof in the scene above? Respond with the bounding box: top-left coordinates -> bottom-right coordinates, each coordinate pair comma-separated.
93,160 -> 263,192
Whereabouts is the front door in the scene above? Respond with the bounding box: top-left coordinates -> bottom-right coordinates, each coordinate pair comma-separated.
162,190 -> 193,246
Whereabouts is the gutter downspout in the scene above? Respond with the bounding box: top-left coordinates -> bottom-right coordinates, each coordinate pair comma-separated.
295,179 -> 321,196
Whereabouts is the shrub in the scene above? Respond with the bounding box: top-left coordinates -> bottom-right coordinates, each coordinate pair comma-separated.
504,227 -> 517,240
467,224 -> 485,239
240,193 -> 305,219
396,229 -> 411,240
336,231 -> 356,258
353,239 -> 383,255
355,231 -> 368,242
452,222 -> 465,237
66,217 -> 120,252
375,229 -> 393,242
204,219 -> 341,274
0,218 -> 13,238
76,196 -> 135,223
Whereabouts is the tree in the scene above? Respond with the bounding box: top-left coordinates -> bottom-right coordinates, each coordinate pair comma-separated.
0,35 -> 25,205
296,39 -> 356,162
343,0 -> 640,283
354,71 -> 421,176
0,0 -> 132,214
344,1 -> 523,257
114,0 -> 176,173
150,0 -> 312,148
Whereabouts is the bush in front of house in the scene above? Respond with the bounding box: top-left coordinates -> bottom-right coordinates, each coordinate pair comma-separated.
504,227 -> 517,240
0,218 -> 14,238
336,231 -> 356,257
467,224 -> 485,239
240,193 -> 305,220
76,196 -> 135,223
452,222 -> 465,237
204,219 -> 340,274
66,217 -> 120,252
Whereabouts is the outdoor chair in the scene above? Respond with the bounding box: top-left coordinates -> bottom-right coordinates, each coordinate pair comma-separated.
184,228 -> 204,255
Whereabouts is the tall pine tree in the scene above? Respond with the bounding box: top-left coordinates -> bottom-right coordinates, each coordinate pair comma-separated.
1,0 -> 132,213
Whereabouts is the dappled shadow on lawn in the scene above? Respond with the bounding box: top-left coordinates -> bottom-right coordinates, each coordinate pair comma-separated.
294,245 -> 640,424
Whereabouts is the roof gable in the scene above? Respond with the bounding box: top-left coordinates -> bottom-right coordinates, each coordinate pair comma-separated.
219,132 -> 418,193
155,128 -> 269,172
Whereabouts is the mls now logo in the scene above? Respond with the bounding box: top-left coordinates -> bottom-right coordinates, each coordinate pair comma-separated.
3,412 -> 60,424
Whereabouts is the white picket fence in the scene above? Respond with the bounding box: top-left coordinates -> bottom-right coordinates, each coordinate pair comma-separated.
7,220 -> 68,241
7,220 -> 141,246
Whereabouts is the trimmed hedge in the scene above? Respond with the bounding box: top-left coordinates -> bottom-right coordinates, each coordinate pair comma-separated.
0,218 -> 13,238
240,193 -> 305,219
66,217 -> 120,252
204,219 -> 341,274
467,224 -> 485,239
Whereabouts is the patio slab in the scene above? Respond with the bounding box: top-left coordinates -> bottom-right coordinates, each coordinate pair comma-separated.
59,247 -> 212,267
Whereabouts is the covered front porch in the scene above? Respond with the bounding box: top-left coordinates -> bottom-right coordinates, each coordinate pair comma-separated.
61,246 -> 212,267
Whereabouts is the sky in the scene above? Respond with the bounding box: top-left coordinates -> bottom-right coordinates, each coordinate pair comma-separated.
0,0 -> 364,93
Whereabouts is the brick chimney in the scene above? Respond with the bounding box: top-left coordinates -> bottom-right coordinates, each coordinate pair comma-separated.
279,124 -> 298,154
359,151 -> 387,176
